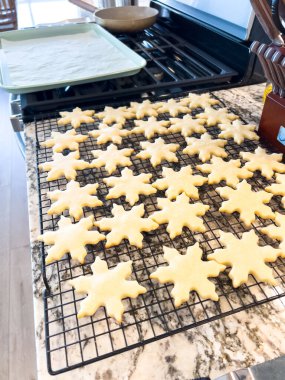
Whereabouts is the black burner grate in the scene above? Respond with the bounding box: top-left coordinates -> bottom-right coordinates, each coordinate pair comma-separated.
34,93 -> 285,375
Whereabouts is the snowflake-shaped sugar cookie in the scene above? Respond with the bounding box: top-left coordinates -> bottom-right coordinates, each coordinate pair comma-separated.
150,244 -> 225,305
69,257 -> 146,323
40,129 -> 88,153
196,107 -> 238,126
104,168 -> 157,206
95,106 -> 135,125
129,100 -> 163,119
261,213 -> 285,258
183,133 -> 227,162
168,115 -> 206,137
38,151 -> 90,181
91,144 -> 133,174
89,123 -> 129,145
218,120 -> 259,145
208,230 -> 280,287
265,174 -> 285,208
58,107 -> 94,129
240,147 -> 285,179
180,93 -> 220,109
95,204 -> 158,248
38,215 -> 105,264
157,99 -> 190,117
217,180 -> 275,227
47,180 -> 103,220
197,157 -> 253,188
153,166 -> 207,200
129,117 -> 170,139
136,138 -> 179,167
150,193 -> 209,239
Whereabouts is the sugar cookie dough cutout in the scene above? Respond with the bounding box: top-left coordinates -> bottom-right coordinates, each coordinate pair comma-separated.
128,117 -> 171,139
94,204 -> 158,248
38,151 -> 90,181
58,107 -> 94,129
157,99 -> 190,117
180,93 -> 220,109
168,115 -> 206,137
89,123 -> 129,145
130,100 -> 163,119
153,166 -> 207,200
91,144 -> 133,174
136,137 -> 179,167
150,244 -> 225,305
265,173 -> 285,208
69,257 -> 146,323
218,120 -> 259,145
208,230 -> 280,287
196,107 -> 239,126
104,168 -> 157,206
197,157 -> 253,188
47,180 -> 103,220
150,193 -> 209,239
261,213 -> 285,258
240,147 -> 285,179
217,180 -> 275,227
38,215 -> 105,264
95,106 -> 135,125
40,129 -> 88,153
183,133 -> 227,162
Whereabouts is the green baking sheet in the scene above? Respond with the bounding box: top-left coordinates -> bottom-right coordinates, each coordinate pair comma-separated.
0,23 -> 146,94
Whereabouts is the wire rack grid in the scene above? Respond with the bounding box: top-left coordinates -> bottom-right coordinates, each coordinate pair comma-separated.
34,93 -> 285,375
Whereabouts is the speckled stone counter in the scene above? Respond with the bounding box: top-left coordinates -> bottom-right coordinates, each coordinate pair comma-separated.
25,84 -> 285,380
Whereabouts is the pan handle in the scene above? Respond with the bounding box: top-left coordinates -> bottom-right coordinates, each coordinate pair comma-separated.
271,0 -> 285,34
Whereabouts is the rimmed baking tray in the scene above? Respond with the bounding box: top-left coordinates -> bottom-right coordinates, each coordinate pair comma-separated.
0,23 -> 146,94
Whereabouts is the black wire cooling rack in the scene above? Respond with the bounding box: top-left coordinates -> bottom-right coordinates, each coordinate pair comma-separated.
34,93 -> 285,375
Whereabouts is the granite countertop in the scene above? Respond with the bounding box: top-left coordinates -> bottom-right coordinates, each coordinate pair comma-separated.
25,84 -> 285,380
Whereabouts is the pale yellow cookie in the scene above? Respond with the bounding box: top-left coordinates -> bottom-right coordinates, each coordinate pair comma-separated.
217,180 -> 275,227
89,123 -> 129,145
47,180 -> 103,220
104,167 -> 157,206
180,93 -> 220,108
261,212 -> 285,258
240,147 -> 285,180
157,99 -> 190,117
129,100 -> 163,119
58,107 -> 94,129
197,157 -> 253,188
265,173 -> 285,208
38,151 -> 90,181
150,244 -> 225,305
95,106 -> 135,125
91,144 -> 133,174
150,193 -> 209,239
208,230 -> 280,287
69,257 -> 146,323
136,137 -> 179,167
218,120 -> 259,145
94,203 -> 158,248
196,107 -> 238,126
183,133 -> 227,162
152,166 -> 207,200
128,117 -> 170,139
40,129 -> 88,153
38,215 -> 105,264
168,115 -> 206,137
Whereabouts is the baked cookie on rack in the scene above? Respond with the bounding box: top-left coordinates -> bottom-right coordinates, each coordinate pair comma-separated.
157,99 -> 190,117
261,212 -> 285,258
128,117 -> 170,139
196,107 -> 238,126
69,257 -> 146,323
183,132 -> 227,162
265,173 -> 285,208
168,115 -> 206,137
95,106 -> 135,125
208,230 -> 280,287
136,137 -> 179,167
129,99 -> 163,119
40,129 -> 88,153
89,123 -> 129,145
58,107 -> 94,129
91,144 -> 133,174
180,92 -> 220,109
150,244 -> 225,305
218,120 -> 259,145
